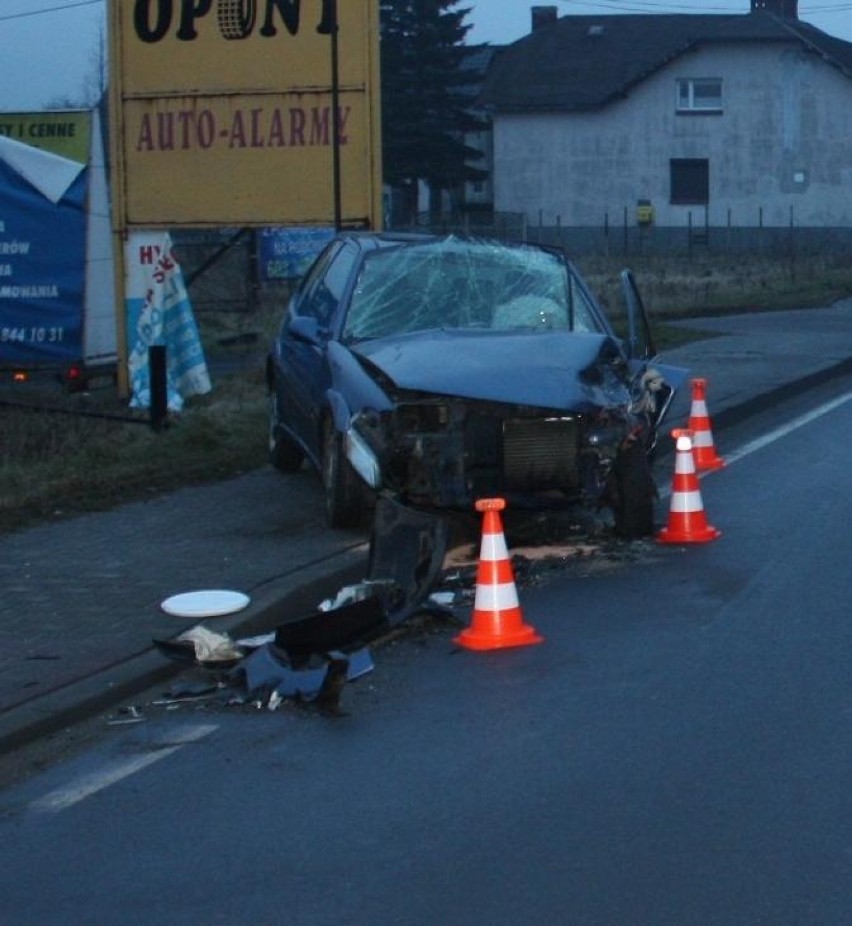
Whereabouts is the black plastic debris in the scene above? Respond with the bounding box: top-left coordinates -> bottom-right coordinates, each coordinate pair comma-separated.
367,496 -> 452,625
274,590 -> 390,658
234,644 -> 373,701
268,499 -> 450,660
312,654 -> 352,716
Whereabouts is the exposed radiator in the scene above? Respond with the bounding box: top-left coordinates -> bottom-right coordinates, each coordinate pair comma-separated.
502,417 -> 580,491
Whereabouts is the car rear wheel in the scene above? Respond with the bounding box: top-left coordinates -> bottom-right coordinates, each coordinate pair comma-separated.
611,438 -> 655,538
268,390 -> 304,472
323,419 -> 367,529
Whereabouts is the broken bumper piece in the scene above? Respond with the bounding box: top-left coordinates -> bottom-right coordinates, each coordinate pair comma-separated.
366,495 -> 451,625
274,587 -> 392,657
234,644 -> 374,700
271,496 -> 451,655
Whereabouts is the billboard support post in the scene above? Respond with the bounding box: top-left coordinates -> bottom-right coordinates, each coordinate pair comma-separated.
328,0 -> 342,232
148,345 -> 168,432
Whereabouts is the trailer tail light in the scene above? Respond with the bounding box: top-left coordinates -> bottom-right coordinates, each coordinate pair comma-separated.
64,364 -> 88,392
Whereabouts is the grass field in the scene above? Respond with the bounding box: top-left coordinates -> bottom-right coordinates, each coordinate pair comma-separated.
2,252 -> 851,535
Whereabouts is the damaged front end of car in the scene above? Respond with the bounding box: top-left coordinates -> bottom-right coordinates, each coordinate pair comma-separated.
349,397 -> 628,511
341,335 -> 668,528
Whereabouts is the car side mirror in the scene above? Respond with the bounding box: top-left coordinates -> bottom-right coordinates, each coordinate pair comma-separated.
288,315 -> 322,345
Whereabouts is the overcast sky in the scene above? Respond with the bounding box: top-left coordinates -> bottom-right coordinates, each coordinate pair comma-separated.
1,0 -> 851,112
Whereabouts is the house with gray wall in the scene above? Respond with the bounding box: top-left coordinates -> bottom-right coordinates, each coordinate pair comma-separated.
479,1 -> 852,243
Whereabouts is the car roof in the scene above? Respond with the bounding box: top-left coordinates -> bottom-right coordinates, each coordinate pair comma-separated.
336,230 -> 437,254
336,231 -> 565,259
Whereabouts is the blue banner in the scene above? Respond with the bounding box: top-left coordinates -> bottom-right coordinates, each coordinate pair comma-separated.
259,227 -> 335,281
0,156 -> 87,365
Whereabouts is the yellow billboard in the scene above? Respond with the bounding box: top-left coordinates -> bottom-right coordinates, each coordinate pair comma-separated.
108,0 -> 382,228
0,112 -> 90,163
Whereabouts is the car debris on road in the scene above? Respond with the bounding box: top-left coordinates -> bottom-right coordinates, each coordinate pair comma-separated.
148,494 -> 651,720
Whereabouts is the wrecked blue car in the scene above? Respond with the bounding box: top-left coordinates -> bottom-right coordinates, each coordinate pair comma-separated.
266,233 -> 684,537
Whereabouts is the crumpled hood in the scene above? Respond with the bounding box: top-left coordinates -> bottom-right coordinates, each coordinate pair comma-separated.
351,329 -> 630,411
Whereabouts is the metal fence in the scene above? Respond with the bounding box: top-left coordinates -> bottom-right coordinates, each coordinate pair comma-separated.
172,228 -> 260,313
525,223 -> 852,260
394,210 -> 529,241
395,209 -> 852,259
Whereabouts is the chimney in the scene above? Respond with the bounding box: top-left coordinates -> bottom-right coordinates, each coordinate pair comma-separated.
750,0 -> 798,18
531,6 -> 558,32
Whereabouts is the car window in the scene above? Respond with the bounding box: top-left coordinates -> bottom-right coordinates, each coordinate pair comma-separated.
343,237 -> 603,341
298,241 -> 358,328
297,241 -> 340,302
568,274 -> 602,333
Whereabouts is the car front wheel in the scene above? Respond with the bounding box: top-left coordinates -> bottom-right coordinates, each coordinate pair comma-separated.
322,419 -> 366,529
268,389 -> 304,473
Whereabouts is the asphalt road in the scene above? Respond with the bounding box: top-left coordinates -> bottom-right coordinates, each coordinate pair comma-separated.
2,374 -> 851,924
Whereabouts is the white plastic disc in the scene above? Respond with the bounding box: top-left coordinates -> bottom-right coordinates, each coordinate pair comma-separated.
160,589 -> 250,618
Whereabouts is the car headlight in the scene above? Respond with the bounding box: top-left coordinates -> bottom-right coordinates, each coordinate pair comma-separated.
345,427 -> 382,489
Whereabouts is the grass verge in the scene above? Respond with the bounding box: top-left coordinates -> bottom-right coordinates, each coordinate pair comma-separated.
0,365 -> 268,534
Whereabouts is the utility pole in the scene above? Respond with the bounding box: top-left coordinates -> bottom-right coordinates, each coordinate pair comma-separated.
320,0 -> 343,232
331,0 -> 342,231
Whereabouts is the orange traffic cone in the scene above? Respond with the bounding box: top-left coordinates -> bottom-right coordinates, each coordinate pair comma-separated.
687,378 -> 725,470
454,498 -> 543,651
657,429 -> 721,544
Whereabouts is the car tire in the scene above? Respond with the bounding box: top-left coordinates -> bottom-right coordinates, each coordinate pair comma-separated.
611,438 -> 655,539
268,390 -> 304,473
322,419 -> 366,529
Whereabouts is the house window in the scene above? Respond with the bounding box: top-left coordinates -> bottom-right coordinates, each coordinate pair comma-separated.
671,159 -> 709,205
676,78 -> 722,113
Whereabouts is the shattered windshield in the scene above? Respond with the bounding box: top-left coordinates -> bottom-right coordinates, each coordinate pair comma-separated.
343,237 -> 602,341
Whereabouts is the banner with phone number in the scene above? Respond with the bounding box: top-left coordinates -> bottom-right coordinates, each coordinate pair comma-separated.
259,226 -> 335,281
0,151 -> 86,365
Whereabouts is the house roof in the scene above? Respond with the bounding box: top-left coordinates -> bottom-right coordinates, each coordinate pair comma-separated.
458,44 -> 502,102
478,11 -> 852,114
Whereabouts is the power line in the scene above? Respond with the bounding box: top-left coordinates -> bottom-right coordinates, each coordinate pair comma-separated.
549,0 -> 852,13
545,0 -> 739,11
0,0 -> 101,25
554,0 -> 748,10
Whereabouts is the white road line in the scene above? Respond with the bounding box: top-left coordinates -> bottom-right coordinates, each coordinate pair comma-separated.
29,722 -> 218,814
721,391 -> 852,466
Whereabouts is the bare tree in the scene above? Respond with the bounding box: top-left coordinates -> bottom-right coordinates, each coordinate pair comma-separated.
45,17 -> 105,110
